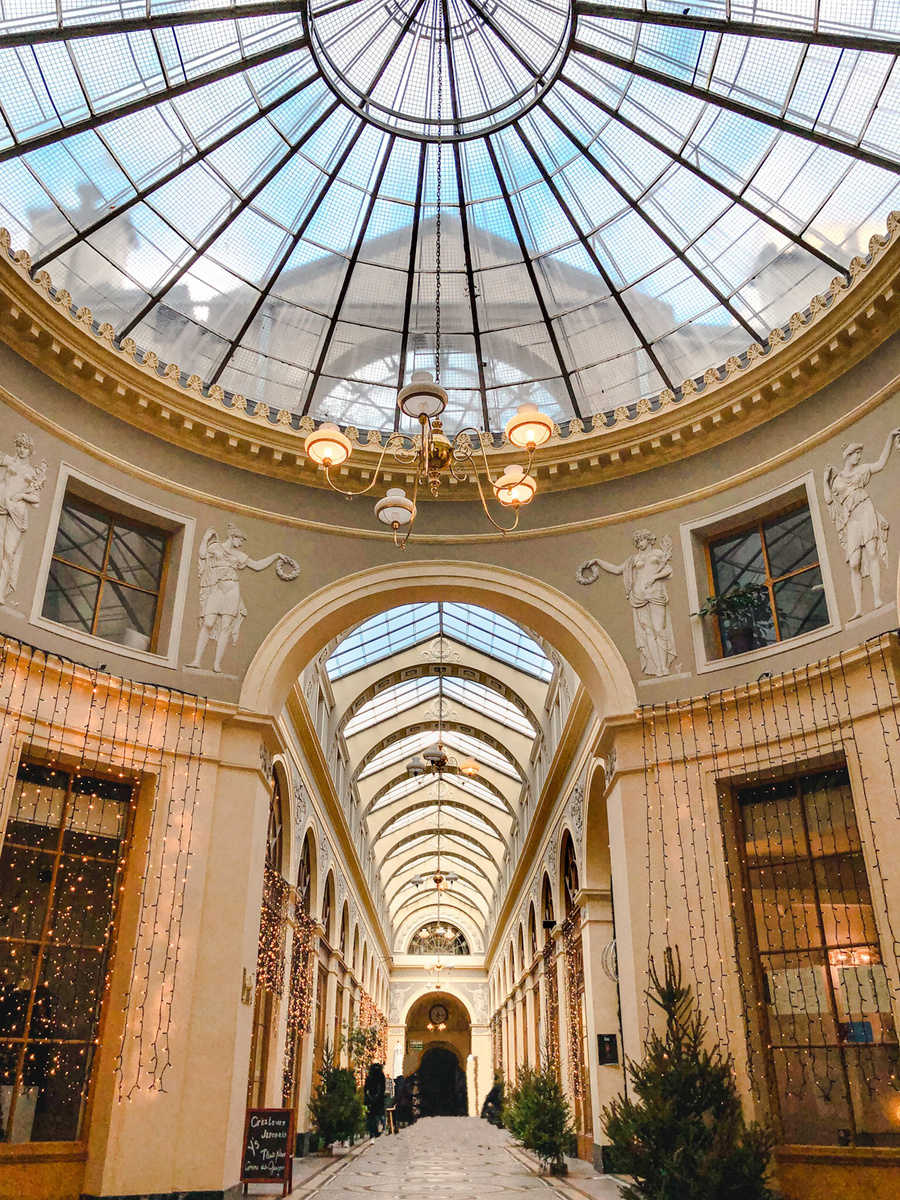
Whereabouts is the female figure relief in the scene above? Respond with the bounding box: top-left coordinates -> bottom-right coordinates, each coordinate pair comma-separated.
186,524 -> 299,673
577,530 -> 677,677
824,431 -> 899,618
0,433 -> 48,605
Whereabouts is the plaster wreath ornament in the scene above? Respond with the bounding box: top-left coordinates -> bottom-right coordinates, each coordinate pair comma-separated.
0,433 -> 48,606
824,430 -> 900,618
186,523 -> 301,672
577,530 -> 677,678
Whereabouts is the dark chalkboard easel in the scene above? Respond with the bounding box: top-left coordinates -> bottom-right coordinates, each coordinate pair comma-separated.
240,1107 -> 295,1196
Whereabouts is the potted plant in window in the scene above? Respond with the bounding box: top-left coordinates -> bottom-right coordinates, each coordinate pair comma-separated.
694,583 -> 770,656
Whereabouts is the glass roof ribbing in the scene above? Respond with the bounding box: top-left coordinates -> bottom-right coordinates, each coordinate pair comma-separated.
2,2 -> 897,434
358,726 -> 522,779
327,601 -> 552,679
371,772 -> 510,813
345,674 -> 536,737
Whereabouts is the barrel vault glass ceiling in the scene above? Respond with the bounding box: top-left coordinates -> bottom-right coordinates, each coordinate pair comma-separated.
1,1 -> 898,433
324,602 -> 555,951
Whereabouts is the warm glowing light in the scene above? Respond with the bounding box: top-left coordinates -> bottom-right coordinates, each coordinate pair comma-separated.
504,403 -> 554,449
493,464 -> 537,508
458,756 -> 480,778
305,422 -> 352,466
374,488 -> 416,529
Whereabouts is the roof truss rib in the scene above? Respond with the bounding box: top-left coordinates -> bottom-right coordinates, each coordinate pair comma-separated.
393,143 -> 427,430
516,119 -> 676,390
0,34 -> 311,164
0,1 -> 309,48
209,120 -> 367,385
535,103 -> 765,344
300,133 -> 398,415
554,76 -> 849,281
571,40 -> 900,177
484,136 -> 583,419
29,70 -> 321,275
574,3 -> 900,57
118,99 -> 342,340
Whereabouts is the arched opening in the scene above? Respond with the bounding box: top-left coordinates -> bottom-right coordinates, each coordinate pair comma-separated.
404,991 -> 471,1117
561,830 -> 580,919
247,769 -> 289,1106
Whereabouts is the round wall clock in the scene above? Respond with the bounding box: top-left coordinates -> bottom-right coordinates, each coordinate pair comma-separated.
429,1003 -> 449,1026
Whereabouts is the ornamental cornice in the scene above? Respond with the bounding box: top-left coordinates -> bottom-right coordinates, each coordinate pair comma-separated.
0,216 -> 899,498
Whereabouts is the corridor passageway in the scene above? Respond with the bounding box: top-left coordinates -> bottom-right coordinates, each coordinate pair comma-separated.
314,1118 -> 626,1200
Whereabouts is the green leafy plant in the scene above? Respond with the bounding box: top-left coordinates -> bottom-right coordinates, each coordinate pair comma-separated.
694,582 -> 770,624
308,1043 -> 364,1149
601,948 -> 775,1200
504,1064 -> 574,1175
344,1019 -> 381,1079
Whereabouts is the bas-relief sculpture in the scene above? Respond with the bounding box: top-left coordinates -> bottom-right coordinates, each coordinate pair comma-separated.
577,529 -> 677,678
824,431 -> 900,618
186,523 -> 301,673
0,433 -> 48,606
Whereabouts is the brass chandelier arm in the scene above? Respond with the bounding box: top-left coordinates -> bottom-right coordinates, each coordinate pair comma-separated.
321,434 -> 411,498
393,472 -> 421,550
451,427 -> 535,535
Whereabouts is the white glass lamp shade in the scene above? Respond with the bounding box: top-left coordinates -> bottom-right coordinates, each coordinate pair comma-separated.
374,488 -> 416,528
423,742 -> 445,765
398,370 -> 448,419
505,403 -> 554,448
406,755 -> 427,776
304,422 -> 352,466
458,757 -> 480,778
493,464 -> 537,507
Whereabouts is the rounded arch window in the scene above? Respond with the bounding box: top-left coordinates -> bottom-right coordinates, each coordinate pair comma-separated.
322,873 -> 334,940
541,875 -> 555,943
297,833 -> 313,915
408,922 -> 469,955
266,772 -> 284,874
561,833 -> 579,918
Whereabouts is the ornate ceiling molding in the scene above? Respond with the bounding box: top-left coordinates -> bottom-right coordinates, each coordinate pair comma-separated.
1,215 -> 899,500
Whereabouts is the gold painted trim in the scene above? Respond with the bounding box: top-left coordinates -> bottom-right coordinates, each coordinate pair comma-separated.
0,213 -> 898,500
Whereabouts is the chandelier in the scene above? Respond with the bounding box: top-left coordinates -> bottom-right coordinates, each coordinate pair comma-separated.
302,33 -> 554,547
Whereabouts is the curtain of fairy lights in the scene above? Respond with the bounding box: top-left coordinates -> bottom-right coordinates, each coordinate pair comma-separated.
562,909 -> 586,1110
639,631 -> 900,1138
281,905 -> 317,1105
542,939 -> 560,1077
256,863 -> 290,998
0,636 -> 207,1099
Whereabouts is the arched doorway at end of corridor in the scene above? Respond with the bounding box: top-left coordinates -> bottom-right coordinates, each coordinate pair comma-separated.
404,991 -> 470,1117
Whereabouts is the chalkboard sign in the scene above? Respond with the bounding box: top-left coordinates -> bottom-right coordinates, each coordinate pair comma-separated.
240,1107 -> 294,1195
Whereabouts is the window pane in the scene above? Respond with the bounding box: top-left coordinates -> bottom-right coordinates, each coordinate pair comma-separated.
773,568 -> 829,640
42,561 -> 99,634
106,524 -> 166,591
52,504 -> 109,573
763,507 -> 819,580
803,770 -> 860,859
709,526 -> 766,595
6,768 -> 68,851
95,581 -> 158,650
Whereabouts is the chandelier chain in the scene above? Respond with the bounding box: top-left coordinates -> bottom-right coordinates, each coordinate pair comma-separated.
434,13 -> 443,385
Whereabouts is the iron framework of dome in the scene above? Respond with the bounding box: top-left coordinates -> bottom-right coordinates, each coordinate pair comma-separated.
0,0 -> 898,435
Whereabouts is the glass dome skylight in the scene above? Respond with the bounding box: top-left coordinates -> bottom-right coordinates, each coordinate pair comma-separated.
1,0 -> 897,433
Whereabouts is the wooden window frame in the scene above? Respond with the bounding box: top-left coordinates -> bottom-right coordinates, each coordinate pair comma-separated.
704,500 -> 825,659
45,495 -> 171,654
0,760 -> 136,1147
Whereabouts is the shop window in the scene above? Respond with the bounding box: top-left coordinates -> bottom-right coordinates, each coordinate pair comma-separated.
0,761 -> 133,1142
732,766 -> 897,1146
705,503 -> 828,658
41,495 -> 170,653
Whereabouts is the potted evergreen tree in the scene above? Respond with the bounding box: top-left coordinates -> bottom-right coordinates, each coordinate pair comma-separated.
504,1065 -> 574,1175
601,948 -> 775,1200
694,583 -> 771,656
308,1043 -> 364,1155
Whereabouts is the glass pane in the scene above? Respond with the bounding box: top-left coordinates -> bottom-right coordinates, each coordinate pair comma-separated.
41,561 -> 100,635
94,581 -> 157,650
773,568 -> 829,640
51,503 -> 109,573
38,945 -> 106,1042
27,1042 -> 94,1143
49,857 -> 117,949
742,789 -> 805,862
106,523 -> 166,591
773,1047 -> 854,1145
814,854 -> 879,948
763,506 -> 819,580
803,771 -> 860,859
0,844 -> 53,942
709,526 -> 766,595
749,861 -> 821,954
5,767 -> 68,850
0,943 -> 37,1037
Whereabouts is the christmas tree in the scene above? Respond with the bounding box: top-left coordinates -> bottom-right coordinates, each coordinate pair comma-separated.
601,948 -> 775,1200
